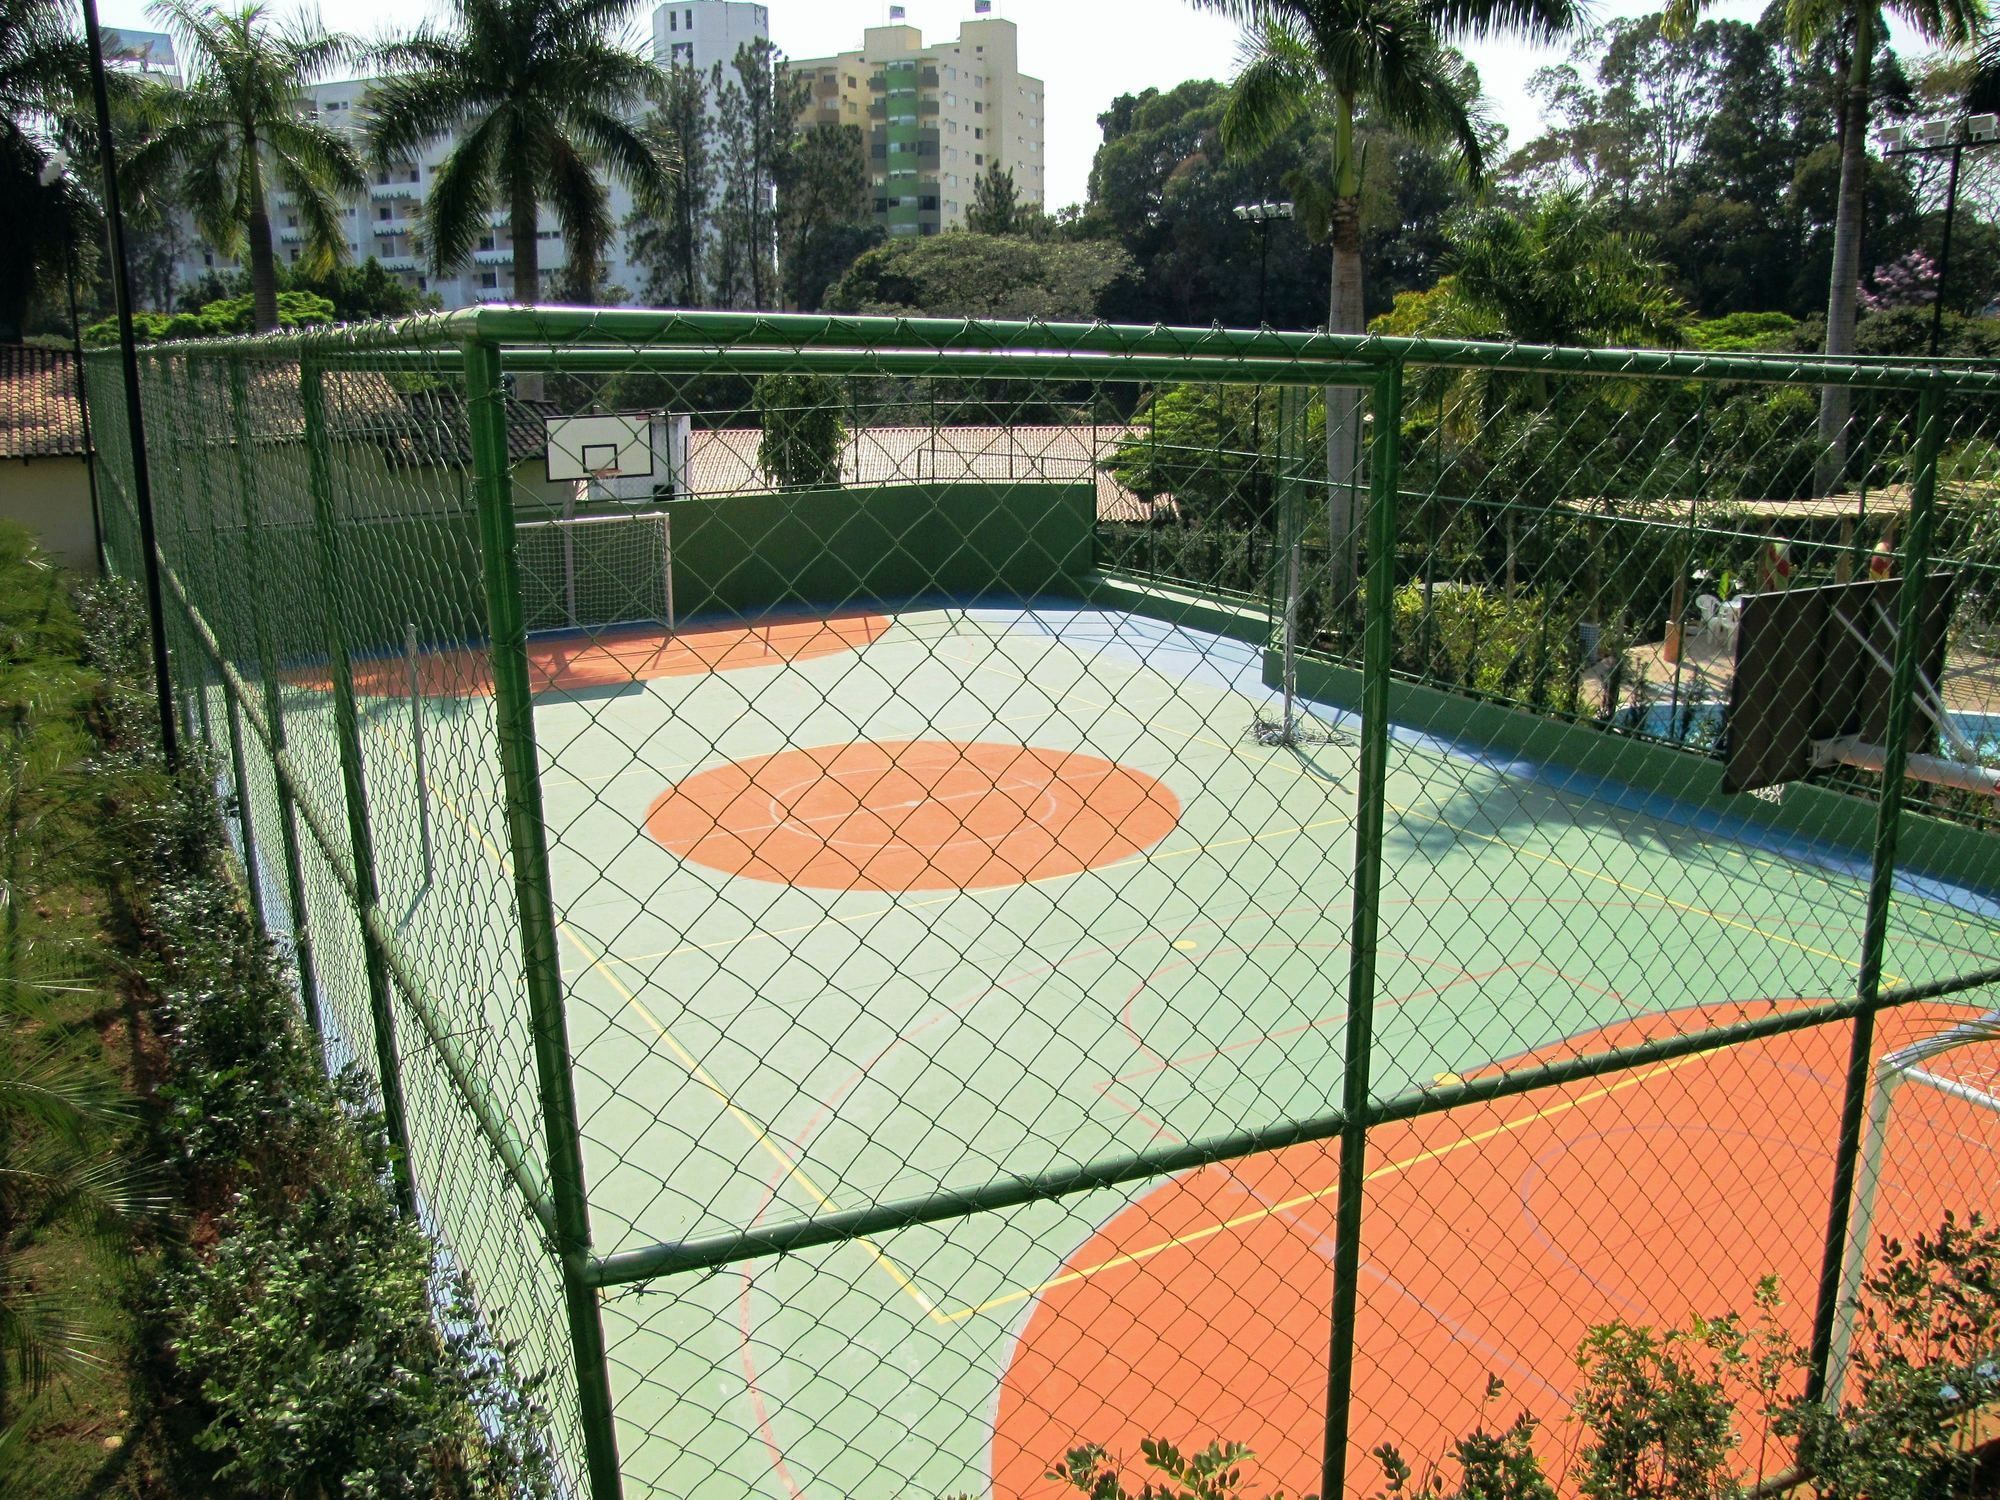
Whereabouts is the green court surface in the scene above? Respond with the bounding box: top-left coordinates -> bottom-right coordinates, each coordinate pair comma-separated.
250,604 -> 2000,1498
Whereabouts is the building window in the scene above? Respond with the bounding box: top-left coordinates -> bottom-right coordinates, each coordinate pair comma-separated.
378,206 -> 393,220
376,170 -> 388,184
479,235 -> 494,251
667,8 -> 675,27
407,167 -> 419,182
974,153 -> 983,165
974,128 -> 983,139
479,271 -> 498,288
685,8 -> 692,27
671,42 -> 692,62
417,276 -> 428,290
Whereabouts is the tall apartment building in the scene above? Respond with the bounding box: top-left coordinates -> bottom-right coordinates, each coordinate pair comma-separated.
170,0 -> 768,309
789,16 -> 1045,236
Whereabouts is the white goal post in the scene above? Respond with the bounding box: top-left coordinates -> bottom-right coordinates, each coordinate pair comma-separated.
514,510 -> 675,634
1825,1008 -> 2000,1405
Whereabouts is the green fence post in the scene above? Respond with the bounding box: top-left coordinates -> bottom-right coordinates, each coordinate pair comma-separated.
172,356 -> 267,938
232,356 -> 324,1038
302,354 -> 417,1215
1803,381 -> 1945,1405
1320,359 -> 1402,1500
463,335 -> 625,1500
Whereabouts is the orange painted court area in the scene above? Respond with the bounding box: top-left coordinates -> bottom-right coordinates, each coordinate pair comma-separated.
300,613 -> 893,698
645,739 -> 1183,892
990,1002 -> 1997,1499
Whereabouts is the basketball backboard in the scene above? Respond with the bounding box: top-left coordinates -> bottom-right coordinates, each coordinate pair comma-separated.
1722,573 -> 1957,794
545,413 -> 655,483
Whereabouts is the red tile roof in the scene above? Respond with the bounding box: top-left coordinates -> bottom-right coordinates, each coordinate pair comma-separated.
0,345 -> 86,460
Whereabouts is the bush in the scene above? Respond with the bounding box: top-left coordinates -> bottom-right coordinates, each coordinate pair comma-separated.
756,372 -> 847,489
82,289 -> 336,346
76,581 -> 557,1498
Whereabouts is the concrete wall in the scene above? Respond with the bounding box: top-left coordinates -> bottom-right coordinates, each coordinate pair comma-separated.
0,457 -> 97,573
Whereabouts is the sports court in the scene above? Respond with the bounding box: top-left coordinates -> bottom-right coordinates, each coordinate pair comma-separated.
320,597 -> 2000,1498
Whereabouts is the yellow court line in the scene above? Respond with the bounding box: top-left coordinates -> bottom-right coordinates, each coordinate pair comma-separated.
362,716 -> 948,1325
553,922 -> 946,1323
934,1050 -> 1710,1325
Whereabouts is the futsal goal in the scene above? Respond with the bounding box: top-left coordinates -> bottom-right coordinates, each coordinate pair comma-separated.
515,510 -> 675,636
1825,1008 -> 2000,1403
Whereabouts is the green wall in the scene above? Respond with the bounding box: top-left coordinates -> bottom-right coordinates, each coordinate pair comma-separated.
666,482 -> 1096,620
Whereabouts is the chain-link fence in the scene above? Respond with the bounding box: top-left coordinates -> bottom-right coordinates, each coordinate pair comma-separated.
85,311 -> 2000,1499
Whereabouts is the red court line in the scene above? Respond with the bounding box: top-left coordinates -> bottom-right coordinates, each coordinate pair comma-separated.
989,1002 -> 1997,1499
290,612 -> 892,698
646,740 -> 1183,892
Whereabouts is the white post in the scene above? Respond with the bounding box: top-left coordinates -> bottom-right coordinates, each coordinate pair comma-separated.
405,621 -> 434,884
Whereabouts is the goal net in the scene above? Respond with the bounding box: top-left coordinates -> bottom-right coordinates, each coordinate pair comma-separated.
516,511 -> 674,635
1826,1009 -> 2000,1402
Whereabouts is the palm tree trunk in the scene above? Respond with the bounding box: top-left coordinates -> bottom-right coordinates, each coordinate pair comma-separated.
243,139 -> 279,334
1816,3 -> 1874,497
511,190 -> 539,303
1325,190 -> 1365,612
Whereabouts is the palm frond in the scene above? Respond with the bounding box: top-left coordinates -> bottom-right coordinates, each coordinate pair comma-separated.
1222,19 -> 1328,153
419,106 -> 503,275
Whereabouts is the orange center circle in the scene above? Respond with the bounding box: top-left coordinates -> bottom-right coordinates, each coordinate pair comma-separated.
646,740 -> 1183,892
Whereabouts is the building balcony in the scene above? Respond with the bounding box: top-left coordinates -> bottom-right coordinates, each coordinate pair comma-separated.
369,182 -> 420,201
379,256 -> 419,272
473,247 -> 514,265
371,219 -> 414,237
278,227 -> 307,242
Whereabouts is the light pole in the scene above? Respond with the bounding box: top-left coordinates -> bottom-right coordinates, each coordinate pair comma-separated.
1232,199 -> 1295,327
1876,113 -> 2000,358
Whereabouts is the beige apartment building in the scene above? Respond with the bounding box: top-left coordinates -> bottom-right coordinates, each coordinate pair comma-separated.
790,16 -> 1046,236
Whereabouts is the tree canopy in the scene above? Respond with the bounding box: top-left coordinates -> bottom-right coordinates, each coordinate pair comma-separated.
825,233 -> 1134,322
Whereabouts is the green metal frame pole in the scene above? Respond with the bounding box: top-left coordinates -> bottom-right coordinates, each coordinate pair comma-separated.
463,336 -> 624,1500
231,357 -> 324,1038
176,358 -> 267,936
1803,381 -> 1945,1405
1321,360 -> 1403,1500
302,356 -> 417,1214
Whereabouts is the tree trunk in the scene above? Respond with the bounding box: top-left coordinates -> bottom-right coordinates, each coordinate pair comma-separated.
1325,190 -> 1365,613
243,136 -> 279,334
1816,5 -> 1874,497
511,189 -> 539,304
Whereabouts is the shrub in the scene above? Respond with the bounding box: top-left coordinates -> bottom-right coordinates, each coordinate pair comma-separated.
76,581 -> 557,1498
756,372 -> 847,489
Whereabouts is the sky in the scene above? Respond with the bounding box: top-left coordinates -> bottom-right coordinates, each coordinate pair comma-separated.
94,0 -> 1836,210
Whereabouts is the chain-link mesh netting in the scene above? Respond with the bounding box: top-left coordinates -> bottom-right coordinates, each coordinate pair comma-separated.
84,312 -> 2000,1499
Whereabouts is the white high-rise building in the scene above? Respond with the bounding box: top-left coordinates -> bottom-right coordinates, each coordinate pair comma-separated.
169,2 -> 771,311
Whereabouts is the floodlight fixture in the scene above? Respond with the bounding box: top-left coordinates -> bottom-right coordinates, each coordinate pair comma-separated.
1971,113 -> 2000,143
1921,118 -> 1954,145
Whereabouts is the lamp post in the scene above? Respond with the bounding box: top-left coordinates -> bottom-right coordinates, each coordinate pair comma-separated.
77,0 -> 179,769
1232,199 -> 1295,327
1876,113 -> 2000,359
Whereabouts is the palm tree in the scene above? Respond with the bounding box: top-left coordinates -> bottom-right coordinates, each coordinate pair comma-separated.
1665,0 -> 1986,494
124,2 -> 363,334
0,0 -> 98,340
365,0 -> 676,304
1189,0 -> 1583,600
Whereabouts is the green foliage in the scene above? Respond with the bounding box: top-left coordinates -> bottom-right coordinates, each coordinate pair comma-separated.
366,0 -> 675,300
1572,1315 -> 1746,1500
123,2 -> 365,331
826,232 -> 1134,321
1391,583 -> 1585,716
1375,1378 -> 1557,1500
1046,1437 -> 1307,1499
1781,1213 -> 2000,1500
0,527 -> 146,1465
968,162 -> 1024,236
756,373 -> 846,490
1686,312 -> 1799,353
69,580 -> 558,1497
1105,385 -> 1285,531
84,288 -> 335,345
